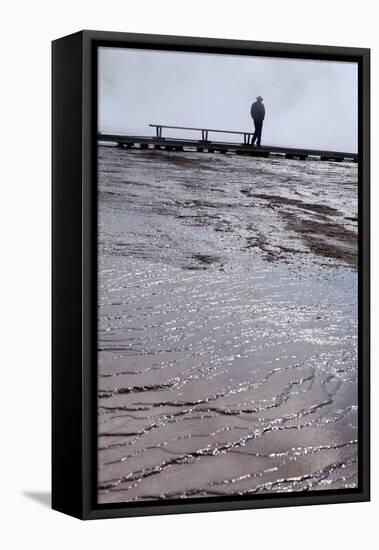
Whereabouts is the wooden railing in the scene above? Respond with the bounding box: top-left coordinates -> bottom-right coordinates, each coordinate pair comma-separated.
149,124 -> 253,145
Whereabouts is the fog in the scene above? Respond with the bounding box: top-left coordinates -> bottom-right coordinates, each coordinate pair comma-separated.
99,47 -> 357,153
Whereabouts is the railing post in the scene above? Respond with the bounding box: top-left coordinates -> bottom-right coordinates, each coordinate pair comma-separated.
201,129 -> 209,142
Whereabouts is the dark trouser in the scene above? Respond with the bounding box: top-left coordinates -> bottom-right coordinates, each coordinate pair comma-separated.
252,118 -> 263,146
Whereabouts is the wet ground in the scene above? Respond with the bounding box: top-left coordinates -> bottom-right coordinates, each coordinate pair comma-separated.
97,145 -> 358,503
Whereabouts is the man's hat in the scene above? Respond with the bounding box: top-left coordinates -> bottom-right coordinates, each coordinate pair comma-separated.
256,95 -> 263,101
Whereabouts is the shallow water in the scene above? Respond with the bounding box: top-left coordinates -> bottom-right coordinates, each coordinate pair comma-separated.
97,146 -> 358,503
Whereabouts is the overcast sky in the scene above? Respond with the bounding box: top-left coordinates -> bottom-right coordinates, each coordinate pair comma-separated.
98,47 -> 358,153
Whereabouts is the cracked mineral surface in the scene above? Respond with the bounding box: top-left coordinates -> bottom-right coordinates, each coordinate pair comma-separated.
97,146 -> 358,503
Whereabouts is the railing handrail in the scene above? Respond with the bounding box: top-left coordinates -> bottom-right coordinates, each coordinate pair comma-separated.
149,124 -> 252,136
149,124 -> 253,144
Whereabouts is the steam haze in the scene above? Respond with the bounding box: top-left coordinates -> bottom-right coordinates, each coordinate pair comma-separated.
99,47 -> 358,153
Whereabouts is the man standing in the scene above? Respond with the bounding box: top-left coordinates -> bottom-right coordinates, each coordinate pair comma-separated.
250,95 -> 265,146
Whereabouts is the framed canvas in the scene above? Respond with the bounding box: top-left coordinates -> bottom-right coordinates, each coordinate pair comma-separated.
52,30 -> 370,520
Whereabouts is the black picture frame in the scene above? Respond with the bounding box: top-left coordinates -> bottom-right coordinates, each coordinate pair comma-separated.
52,30 -> 370,520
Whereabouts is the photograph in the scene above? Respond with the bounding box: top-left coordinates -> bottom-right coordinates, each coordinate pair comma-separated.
1,0 -> 375,542
96,46 -> 359,504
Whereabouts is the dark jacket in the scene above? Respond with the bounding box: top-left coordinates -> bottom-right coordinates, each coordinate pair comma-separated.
250,101 -> 265,121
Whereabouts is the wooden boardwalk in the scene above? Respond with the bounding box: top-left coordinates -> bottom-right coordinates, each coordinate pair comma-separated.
97,130 -> 358,163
